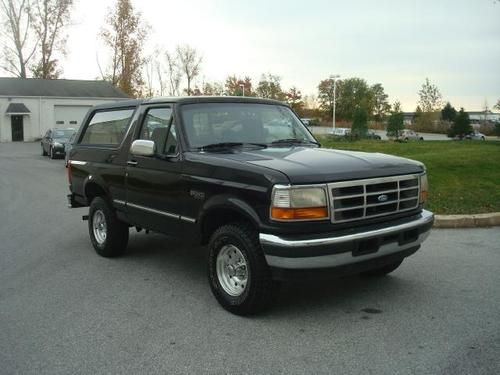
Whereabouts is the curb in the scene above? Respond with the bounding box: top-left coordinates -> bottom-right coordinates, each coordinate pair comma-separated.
433,212 -> 500,228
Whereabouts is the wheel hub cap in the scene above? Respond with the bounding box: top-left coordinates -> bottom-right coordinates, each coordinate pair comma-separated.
92,210 -> 107,245
216,245 -> 248,297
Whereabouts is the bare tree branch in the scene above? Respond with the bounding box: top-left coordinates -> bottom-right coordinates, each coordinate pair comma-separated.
30,0 -> 73,79
176,44 -> 202,96
0,0 -> 36,77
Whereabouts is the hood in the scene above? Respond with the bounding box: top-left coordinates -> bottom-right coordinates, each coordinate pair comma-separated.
52,137 -> 69,144
209,146 -> 424,184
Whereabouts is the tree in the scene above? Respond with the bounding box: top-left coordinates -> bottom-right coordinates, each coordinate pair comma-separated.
335,78 -> 374,121
351,107 -> 368,137
30,0 -> 73,79
386,101 -> 405,140
441,102 -> 456,122
0,0 -> 37,78
256,74 -> 285,100
285,86 -> 303,112
176,44 -> 202,96
418,78 -> 442,113
224,75 -> 253,96
370,83 -> 390,122
317,78 -> 335,116
100,0 -> 147,97
163,50 -> 181,96
202,81 -> 224,96
449,108 -> 472,138
495,99 -> 500,111
143,54 -> 156,97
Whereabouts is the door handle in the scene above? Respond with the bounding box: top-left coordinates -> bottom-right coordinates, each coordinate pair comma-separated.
127,160 -> 138,166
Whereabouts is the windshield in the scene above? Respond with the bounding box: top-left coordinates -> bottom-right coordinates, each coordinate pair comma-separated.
53,129 -> 74,138
180,103 -> 316,149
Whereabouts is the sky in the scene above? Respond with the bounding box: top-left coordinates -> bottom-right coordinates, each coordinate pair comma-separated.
60,0 -> 500,111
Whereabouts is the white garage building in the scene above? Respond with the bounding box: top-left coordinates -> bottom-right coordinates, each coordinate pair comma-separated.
0,78 -> 129,142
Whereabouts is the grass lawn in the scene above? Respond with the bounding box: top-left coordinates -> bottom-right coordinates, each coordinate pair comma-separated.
317,138 -> 500,215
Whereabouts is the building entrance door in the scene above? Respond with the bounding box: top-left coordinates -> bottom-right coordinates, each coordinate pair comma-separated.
11,115 -> 24,141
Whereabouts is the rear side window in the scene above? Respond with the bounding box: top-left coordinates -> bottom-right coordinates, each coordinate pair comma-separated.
80,108 -> 134,145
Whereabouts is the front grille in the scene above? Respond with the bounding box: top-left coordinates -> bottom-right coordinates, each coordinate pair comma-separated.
328,175 -> 420,223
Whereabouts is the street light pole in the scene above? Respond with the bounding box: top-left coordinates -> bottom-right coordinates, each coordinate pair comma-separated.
330,74 -> 340,133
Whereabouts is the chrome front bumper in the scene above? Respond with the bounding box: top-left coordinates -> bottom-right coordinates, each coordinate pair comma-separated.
259,209 -> 434,270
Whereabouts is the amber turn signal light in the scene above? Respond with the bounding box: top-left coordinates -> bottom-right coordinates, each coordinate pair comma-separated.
271,207 -> 329,220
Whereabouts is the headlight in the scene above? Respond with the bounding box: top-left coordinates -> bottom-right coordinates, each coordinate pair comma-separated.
271,185 -> 329,221
419,173 -> 428,204
53,142 -> 62,147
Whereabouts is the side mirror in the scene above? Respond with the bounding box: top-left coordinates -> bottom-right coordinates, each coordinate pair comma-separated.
130,139 -> 155,157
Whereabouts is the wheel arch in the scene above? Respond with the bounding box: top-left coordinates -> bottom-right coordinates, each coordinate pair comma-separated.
83,177 -> 111,205
199,194 -> 263,245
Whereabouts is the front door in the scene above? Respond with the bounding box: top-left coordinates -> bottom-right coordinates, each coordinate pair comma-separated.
11,115 -> 24,141
125,105 -> 183,235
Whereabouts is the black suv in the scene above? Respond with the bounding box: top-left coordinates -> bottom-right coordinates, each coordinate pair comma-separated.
67,97 -> 433,315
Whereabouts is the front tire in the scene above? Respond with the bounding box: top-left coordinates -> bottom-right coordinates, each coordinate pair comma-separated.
361,260 -> 403,277
88,197 -> 129,257
208,223 -> 274,315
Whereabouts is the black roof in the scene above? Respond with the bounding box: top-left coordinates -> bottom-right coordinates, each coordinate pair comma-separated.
5,102 -> 30,113
0,77 -> 129,98
91,96 -> 289,110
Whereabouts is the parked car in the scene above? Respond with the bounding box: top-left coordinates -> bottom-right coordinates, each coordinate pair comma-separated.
330,127 -> 351,137
64,131 -> 77,167
67,97 -> 433,315
300,118 -> 311,127
366,131 -> 382,140
41,128 -> 75,159
388,129 -> 423,141
465,131 -> 486,141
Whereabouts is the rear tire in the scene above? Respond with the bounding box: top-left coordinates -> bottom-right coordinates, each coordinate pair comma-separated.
208,223 -> 274,315
361,260 -> 403,277
88,197 -> 129,257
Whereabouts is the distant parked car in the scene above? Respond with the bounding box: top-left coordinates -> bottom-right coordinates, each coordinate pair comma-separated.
41,128 -> 75,159
388,129 -> 423,141
330,127 -> 351,137
365,131 -> 382,140
465,131 -> 486,141
64,131 -> 77,167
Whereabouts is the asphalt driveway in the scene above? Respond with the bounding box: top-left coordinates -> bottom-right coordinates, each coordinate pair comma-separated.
1,142 -> 499,374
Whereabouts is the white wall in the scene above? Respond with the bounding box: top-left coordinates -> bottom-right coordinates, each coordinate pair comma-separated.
0,96 -> 128,142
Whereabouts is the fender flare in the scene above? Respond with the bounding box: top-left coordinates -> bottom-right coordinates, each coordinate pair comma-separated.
198,193 -> 263,230
82,175 -> 111,204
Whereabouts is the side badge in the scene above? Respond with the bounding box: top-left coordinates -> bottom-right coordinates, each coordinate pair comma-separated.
190,190 -> 205,200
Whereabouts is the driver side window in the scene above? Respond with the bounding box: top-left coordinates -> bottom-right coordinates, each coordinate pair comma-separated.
140,107 -> 177,154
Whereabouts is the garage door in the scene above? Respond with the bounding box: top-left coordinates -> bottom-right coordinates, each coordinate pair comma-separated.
54,105 -> 92,129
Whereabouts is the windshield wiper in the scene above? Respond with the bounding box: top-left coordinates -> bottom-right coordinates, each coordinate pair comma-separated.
270,138 -> 320,146
198,142 -> 267,151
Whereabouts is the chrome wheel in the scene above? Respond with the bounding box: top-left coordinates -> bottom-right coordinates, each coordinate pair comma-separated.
92,210 -> 107,245
216,244 -> 248,297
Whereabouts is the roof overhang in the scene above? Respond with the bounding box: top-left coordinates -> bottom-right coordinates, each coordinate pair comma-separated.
5,102 -> 31,116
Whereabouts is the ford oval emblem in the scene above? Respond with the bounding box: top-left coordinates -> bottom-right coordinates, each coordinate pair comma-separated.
377,194 -> 389,202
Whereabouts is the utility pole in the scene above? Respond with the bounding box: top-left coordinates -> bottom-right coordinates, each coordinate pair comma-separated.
330,74 -> 340,132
